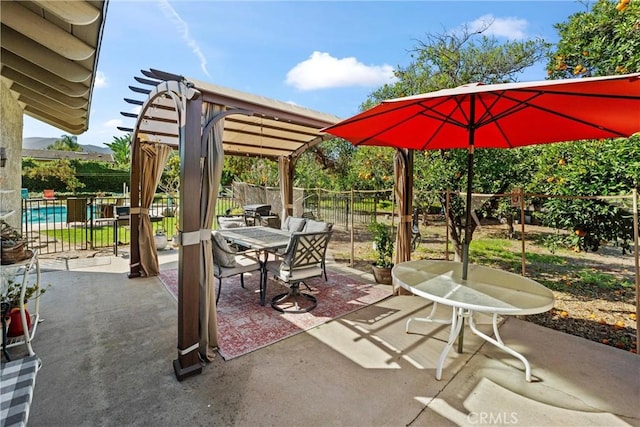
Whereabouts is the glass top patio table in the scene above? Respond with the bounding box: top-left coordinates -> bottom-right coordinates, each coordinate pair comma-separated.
392,259 -> 554,382
217,226 -> 291,252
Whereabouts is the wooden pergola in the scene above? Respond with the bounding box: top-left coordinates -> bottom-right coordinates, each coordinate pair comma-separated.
119,69 -> 343,379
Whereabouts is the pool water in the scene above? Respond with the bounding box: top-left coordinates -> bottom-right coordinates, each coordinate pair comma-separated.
23,205 -> 66,224
23,206 -> 94,224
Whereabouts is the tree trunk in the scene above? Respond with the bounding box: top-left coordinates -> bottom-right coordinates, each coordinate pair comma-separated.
506,216 -> 515,239
446,205 -> 479,262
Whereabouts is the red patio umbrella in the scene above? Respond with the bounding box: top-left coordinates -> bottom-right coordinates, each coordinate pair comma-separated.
324,73 -> 640,279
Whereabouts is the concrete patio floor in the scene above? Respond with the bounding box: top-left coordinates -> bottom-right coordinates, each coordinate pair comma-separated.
7,249 -> 639,426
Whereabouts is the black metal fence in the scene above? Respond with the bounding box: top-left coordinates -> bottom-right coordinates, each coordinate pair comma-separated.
21,193 -> 244,255
20,186 -> 398,255
301,189 -> 394,231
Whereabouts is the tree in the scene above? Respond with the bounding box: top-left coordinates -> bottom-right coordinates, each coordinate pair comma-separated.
528,136 -> 640,253
22,159 -> 84,192
105,134 -> 131,168
158,151 -> 181,197
539,0 -> 640,253
48,135 -> 81,151
345,146 -> 395,191
547,0 -> 639,78
294,139 -> 357,190
363,24 -> 550,259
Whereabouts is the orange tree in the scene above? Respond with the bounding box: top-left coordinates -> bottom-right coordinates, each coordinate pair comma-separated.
538,0 -> 640,253
527,136 -> 640,253
547,0 -> 639,78
294,139 -> 357,190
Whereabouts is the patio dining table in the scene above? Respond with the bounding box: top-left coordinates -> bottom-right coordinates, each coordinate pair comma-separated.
217,226 -> 291,305
217,226 -> 291,253
392,259 -> 554,382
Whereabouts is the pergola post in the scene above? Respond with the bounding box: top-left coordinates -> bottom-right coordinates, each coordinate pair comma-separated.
173,93 -> 203,380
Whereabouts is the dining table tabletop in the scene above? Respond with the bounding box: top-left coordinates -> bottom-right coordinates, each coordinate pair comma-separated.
216,226 -> 291,253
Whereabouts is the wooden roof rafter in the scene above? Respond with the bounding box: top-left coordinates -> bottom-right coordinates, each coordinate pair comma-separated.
0,0 -> 108,134
119,68 -> 342,161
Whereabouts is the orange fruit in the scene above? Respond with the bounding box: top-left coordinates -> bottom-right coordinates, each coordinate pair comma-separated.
615,320 -> 625,330
630,314 -> 637,321
602,338 -> 609,345
560,311 -> 569,318
599,318 -> 608,325
589,313 -> 596,319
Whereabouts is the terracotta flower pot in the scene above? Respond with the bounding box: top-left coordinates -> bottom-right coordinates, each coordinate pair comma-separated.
371,264 -> 393,285
7,307 -> 31,337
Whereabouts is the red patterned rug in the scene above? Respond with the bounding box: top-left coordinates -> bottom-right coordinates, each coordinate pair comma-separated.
159,268 -> 392,360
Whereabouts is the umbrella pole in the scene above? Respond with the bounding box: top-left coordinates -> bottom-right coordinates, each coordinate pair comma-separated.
458,145 -> 474,353
459,107 -> 476,352
462,146 -> 474,281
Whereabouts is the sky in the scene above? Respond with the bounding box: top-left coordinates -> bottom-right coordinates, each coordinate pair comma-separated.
22,0 -> 589,147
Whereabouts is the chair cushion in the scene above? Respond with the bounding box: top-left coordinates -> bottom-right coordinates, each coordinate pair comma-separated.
265,260 -> 322,282
216,254 -> 260,278
281,216 -> 307,232
212,232 -> 236,268
218,216 -> 246,229
302,220 -> 329,232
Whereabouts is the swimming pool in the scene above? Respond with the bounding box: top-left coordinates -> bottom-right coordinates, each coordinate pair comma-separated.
23,205 -> 94,224
23,205 -> 67,224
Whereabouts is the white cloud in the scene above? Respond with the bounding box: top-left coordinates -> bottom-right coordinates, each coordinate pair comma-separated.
469,14 -> 528,40
157,0 -> 210,77
286,51 -> 397,91
94,71 -> 107,88
104,119 -> 122,129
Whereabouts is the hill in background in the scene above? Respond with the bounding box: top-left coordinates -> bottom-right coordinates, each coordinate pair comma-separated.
23,137 -> 112,155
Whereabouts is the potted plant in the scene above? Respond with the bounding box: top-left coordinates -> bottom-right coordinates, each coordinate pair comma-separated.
368,221 -> 395,284
2,277 -> 46,337
154,228 -> 168,251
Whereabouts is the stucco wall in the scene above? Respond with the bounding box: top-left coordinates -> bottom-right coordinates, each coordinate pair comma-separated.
0,79 -> 24,230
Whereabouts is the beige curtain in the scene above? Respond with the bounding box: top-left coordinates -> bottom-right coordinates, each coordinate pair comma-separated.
139,142 -> 172,276
394,149 -> 413,294
199,103 -> 225,361
279,157 -> 293,220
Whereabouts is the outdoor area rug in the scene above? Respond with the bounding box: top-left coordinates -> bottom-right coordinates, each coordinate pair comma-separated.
159,268 -> 392,360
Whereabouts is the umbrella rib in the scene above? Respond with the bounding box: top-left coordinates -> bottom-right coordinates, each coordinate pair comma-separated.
474,91 -> 537,147
356,109 -> 426,146
472,90 -> 635,145
415,97 -> 471,149
514,87 -> 639,101
494,91 -> 633,138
